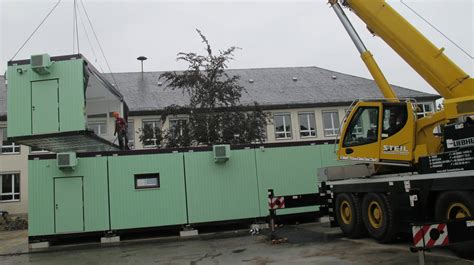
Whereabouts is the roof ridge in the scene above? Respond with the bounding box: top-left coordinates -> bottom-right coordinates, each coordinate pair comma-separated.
102,66 -> 333,75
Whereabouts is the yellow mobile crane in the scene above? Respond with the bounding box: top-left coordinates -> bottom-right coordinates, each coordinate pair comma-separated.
327,0 -> 473,167
310,0 -> 474,253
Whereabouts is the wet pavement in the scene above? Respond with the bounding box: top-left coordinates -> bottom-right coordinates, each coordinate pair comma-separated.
0,229 -> 28,255
0,223 -> 472,265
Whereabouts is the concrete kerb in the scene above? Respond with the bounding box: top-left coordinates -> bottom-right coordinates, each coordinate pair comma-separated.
180,229 -> 199,237
28,241 -> 50,250
100,236 -> 120,244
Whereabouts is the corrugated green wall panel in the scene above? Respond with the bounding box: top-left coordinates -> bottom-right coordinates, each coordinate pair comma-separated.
184,149 -> 260,223
28,160 -> 54,236
319,144 -> 341,167
28,157 -> 109,236
6,65 -> 32,136
7,59 -> 85,137
108,153 -> 187,230
57,60 -> 86,132
28,144 -> 349,237
256,145 -> 323,216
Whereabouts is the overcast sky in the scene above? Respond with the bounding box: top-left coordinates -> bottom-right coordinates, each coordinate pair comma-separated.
1,0 -> 473,95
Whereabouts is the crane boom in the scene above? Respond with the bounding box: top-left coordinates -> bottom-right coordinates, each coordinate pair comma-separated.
333,0 -> 473,99
329,0 -> 474,165
322,1 -> 474,252
331,3 -> 398,101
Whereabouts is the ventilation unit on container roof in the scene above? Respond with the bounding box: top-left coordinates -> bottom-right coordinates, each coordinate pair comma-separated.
31,54 -> 51,75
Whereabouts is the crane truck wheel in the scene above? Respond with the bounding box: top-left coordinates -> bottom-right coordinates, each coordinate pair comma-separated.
435,191 -> 474,220
434,191 -> 474,260
361,193 -> 398,243
335,193 -> 365,238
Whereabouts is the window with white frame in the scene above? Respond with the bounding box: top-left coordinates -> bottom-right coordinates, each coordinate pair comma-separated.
142,120 -> 161,147
88,120 -> 107,135
298,112 -> 316,137
0,127 -> 20,154
274,113 -> 292,139
127,120 -> 135,149
169,118 -> 188,138
415,103 -> 434,119
415,102 -> 441,134
0,173 -> 20,202
322,111 -> 340,137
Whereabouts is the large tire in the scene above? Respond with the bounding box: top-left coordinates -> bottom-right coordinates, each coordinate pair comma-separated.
435,191 -> 474,220
362,193 -> 398,243
335,193 -> 365,238
435,191 -> 474,260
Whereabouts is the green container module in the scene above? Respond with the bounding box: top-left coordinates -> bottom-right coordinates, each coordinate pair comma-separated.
184,148 -> 261,223
28,156 -> 110,236
27,142 -> 344,241
6,54 -> 125,152
108,153 -> 188,230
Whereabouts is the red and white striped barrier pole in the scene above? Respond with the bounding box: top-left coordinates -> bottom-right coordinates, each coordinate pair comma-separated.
412,223 -> 450,265
412,223 -> 449,249
268,189 -> 276,234
268,196 -> 286,210
411,218 -> 474,265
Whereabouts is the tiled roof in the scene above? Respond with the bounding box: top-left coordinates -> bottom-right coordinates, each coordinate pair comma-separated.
0,66 -> 439,119
105,66 -> 439,114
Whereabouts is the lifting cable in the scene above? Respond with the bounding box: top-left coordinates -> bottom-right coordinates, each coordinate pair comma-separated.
8,0 -> 113,83
76,5 -> 105,73
8,0 -> 63,62
79,0 -> 119,87
401,0 -> 473,59
73,0 -> 80,54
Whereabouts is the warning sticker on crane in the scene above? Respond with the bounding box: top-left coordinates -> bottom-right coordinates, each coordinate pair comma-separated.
412,223 -> 449,248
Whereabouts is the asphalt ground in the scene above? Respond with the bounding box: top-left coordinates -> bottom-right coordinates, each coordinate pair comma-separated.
0,222 -> 472,265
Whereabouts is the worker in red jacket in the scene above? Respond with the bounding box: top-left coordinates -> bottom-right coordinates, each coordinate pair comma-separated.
113,112 -> 129,150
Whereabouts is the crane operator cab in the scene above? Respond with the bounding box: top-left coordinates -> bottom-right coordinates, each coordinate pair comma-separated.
337,100 -> 416,166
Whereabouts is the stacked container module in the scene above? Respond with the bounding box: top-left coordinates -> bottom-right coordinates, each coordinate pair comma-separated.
6,54 -> 126,153
5,53 -> 344,242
